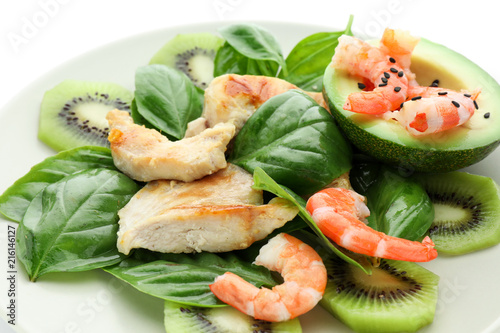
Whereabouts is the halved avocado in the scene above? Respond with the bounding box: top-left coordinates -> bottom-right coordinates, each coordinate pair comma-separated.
323,37 -> 500,172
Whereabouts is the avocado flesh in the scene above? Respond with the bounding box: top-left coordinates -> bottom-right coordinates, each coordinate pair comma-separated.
323,37 -> 500,172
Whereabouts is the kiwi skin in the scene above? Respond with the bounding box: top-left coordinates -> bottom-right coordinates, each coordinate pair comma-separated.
163,300 -> 302,333
415,171 -> 500,255
320,255 -> 439,333
38,80 -> 133,151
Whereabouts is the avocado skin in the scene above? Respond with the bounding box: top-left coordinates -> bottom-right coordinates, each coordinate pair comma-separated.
323,86 -> 500,173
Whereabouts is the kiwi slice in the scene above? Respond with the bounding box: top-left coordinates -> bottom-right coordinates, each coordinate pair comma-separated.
321,255 -> 439,333
39,80 -> 133,151
416,171 -> 500,255
149,32 -> 224,89
163,301 -> 302,333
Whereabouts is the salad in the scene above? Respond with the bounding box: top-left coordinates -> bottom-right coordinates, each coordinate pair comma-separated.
1,17 -> 500,333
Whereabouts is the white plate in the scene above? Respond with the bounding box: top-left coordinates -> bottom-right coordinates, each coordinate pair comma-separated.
1,21 -> 500,333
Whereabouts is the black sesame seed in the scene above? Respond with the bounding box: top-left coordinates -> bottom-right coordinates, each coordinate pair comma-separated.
389,57 -> 396,63
384,72 -> 390,79
474,100 -> 479,109
379,83 -> 388,87
358,82 -> 366,90
398,71 -> 404,77
484,112 -> 491,119
438,91 -> 448,95
452,100 -> 460,108
394,86 -> 401,92
411,96 -> 422,101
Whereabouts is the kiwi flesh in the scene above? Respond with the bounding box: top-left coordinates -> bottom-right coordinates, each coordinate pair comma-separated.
163,301 -> 302,333
321,255 -> 439,333
149,32 -> 224,89
416,171 -> 500,255
39,80 -> 133,151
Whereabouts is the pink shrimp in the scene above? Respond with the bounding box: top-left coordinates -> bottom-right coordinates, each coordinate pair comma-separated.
306,188 -> 438,262
331,34 -> 409,114
383,86 -> 480,136
379,28 -> 420,86
209,233 -> 327,322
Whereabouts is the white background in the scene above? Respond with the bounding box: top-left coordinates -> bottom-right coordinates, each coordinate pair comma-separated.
0,0 -> 498,110
1,1 -> 500,333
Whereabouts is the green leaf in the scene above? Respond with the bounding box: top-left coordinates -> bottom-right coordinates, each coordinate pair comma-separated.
218,23 -> 287,76
281,15 -> 354,91
213,42 -> 280,77
130,98 -> 155,129
134,65 -> 203,140
252,167 -> 372,275
16,168 -> 140,281
229,90 -> 351,195
351,162 -> 435,241
0,146 -> 117,223
104,250 -> 277,307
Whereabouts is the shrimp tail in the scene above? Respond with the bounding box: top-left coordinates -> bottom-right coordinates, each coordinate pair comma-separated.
376,235 -> 438,262
306,188 -> 438,262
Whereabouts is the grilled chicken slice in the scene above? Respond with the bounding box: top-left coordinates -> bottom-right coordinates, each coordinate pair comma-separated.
185,74 -> 327,137
106,109 -> 235,182
117,164 -> 299,254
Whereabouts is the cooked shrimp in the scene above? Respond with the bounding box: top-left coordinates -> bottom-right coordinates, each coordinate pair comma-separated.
379,28 -> 420,86
209,233 -> 327,322
331,34 -> 409,114
306,188 -> 438,262
383,86 -> 480,136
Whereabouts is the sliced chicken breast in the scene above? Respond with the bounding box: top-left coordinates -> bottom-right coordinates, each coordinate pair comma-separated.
106,109 -> 235,182
117,164 -> 299,254
185,74 -> 327,137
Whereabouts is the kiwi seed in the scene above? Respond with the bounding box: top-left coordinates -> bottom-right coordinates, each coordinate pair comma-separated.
416,171 -> 500,255
38,80 -> 133,151
427,191 -> 482,236
163,300 -> 302,333
149,32 -> 224,89
175,46 -> 218,89
320,254 -> 439,333
58,92 -> 130,142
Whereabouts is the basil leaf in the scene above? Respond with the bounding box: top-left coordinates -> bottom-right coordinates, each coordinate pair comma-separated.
351,163 -> 435,241
16,168 -> 139,281
104,251 -> 276,307
252,167 -> 371,275
0,146 -> 117,223
218,23 -> 287,76
230,89 -> 352,195
281,15 -> 353,91
213,42 -> 280,77
130,98 -> 155,129
134,65 -> 203,140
